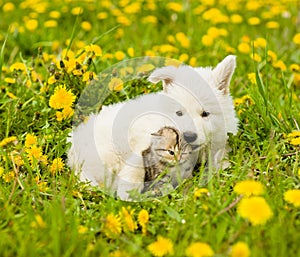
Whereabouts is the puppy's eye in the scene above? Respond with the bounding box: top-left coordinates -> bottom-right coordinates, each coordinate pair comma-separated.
201,111 -> 210,117
168,150 -> 175,155
176,110 -> 183,116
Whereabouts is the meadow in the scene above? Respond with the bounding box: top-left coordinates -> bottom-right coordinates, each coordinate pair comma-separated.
0,0 -> 300,256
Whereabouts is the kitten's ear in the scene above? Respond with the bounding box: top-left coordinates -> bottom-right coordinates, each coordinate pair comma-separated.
148,66 -> 177,92
213,55 -> 236,95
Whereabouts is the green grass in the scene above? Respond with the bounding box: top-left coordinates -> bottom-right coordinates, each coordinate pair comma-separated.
0,1 -> 300,256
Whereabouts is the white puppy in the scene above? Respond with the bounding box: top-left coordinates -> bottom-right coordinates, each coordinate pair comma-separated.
67,55 -> 238,200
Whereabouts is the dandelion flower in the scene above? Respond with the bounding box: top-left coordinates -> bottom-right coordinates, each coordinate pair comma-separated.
25,19 -> 38,31
147,236 -> 174,257
248,17 -> 260,26
103,213 -> 122,238
234,180 -> 264,197
166,2 -> 183,12
81,21 -> 92,31
237,196 -> 273,225
120,207 -> 137,232
50,157 -> 65,174
108,78 -> 123,91
185,242 -> 214,257
194,188 -> 209,200
2,2 -> 15,12
272,60 -> 287,71
4,77 -> 16,84
49,85 -> 76,109
238,43 -> 250,54
138,209 -> 149,226
230,242 -> 250,257
25,133 -> 38,148
138,209 -> 149,235
284,189 -> 300,207
293,33 -> 300,45
0,136 -> 18,147
10,62 -> 26,72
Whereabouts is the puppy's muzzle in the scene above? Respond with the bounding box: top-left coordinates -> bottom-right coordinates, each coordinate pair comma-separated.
183,131 -> 197,143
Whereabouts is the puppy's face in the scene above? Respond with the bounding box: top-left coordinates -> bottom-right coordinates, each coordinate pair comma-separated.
148,55 -> 238,149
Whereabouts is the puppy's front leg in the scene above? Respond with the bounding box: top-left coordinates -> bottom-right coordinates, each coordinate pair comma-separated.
117,155 -> 145,201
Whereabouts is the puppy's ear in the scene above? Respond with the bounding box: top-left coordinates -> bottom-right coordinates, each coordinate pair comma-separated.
148,66 -> 177,92
213,55 -> 236,95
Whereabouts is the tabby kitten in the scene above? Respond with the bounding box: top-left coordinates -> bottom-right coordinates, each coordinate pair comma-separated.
141,126 -> 197,196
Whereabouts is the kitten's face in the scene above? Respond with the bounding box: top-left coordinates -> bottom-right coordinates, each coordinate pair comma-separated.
151,127 -> 192,165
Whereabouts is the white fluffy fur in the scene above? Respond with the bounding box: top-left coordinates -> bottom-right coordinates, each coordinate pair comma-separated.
67,55 -> 239,200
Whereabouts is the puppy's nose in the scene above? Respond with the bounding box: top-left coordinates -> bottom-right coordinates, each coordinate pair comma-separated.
183,131 -> 197,143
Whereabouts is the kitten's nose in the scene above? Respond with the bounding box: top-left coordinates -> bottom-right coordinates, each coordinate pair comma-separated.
183,131 -> 197,143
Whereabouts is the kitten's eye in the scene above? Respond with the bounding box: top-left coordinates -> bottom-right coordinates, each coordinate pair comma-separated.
168,150 -> 175,155
201,111 -> 210,117
176,110 -> 183,116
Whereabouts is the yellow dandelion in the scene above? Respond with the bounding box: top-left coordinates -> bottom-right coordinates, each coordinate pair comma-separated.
62,106 -> 74,120
142,15 -> 158,24
25,133 -> 38,149
284,189 -> 300,207
176,32 -> 190,48
253,37 -> 267,48
44,20 -> 58,28
138,209 -> 149,235
166,2 -> 182,12
136,64 -> 155,73
108,78 -> 123,91
234,180 -> 264,197
0,167 -> 4,177
293,73 -> 300,87
201,35 -> 214,47
97,12 -> 108,20
4,77 -> 16,84
185,242 -> 214,257
138,209 -> 149,226
10,62 -> 26,72
267,50 -> 277,62
49,85 -> 76,109
248,17 -> 260,26
0,136 -> 18,147
230,242 -> 250,257
266,21 -> 279,29
127,47 -> 135,57
2,2 -> 15,12
25,19 -> 38,31
78,225 -> 88,234
81,21 -> 92,31
120,207 -> 137,232
272,60 -> 287,71
82,71 -> 97,82
147,236 -> 174,257
179,53 -> 189,63
71,7 -> 83,15
50,157 -> 65,174
251,53 -> 262,62
2,171 -> 15,183
103,213 -> 122,238
230,14 -> 243,24
247,73 -> 257,84
194,188 -> 209,200
85,44 -> 102,57
49,10 -> 61,19
293,33 -> 300,45
115,51 -> 125,61
290,64 -> 300,72
26,145 -> 43,162
237,196 -> 273,225
238,42 -> 250,54
7,92 -> 17,99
